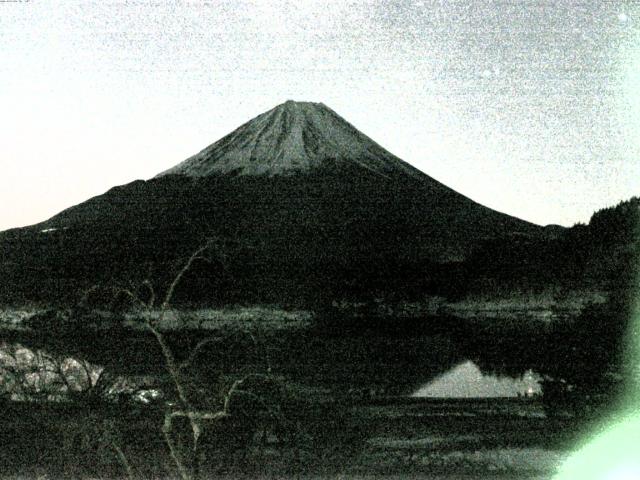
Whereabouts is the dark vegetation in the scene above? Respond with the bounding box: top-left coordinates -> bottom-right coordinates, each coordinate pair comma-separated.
0,167 -> 542,307
1,189 -> 636,310
0,382 -> 373,479
468,198 -> 639,416
1,395 -> 580,479
467,197 -> 639,294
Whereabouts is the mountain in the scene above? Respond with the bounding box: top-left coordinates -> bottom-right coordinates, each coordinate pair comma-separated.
0,101 -> 547,306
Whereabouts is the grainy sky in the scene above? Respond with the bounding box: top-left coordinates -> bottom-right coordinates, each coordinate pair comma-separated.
1,0 -> 639,230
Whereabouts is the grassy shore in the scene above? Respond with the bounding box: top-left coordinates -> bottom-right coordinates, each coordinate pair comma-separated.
0,396 -> 576,479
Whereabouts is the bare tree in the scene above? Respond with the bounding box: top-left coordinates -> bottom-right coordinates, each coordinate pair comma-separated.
114,240 -> 282,480
0,240 -> 287,479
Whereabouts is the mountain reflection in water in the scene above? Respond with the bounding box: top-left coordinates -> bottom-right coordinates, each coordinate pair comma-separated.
412,360 -> 541,398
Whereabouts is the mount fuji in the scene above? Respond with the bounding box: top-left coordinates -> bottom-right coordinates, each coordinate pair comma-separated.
0,101 -> 545,305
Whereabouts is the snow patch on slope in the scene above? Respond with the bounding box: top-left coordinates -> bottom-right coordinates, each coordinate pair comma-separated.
157,100 -> 424,179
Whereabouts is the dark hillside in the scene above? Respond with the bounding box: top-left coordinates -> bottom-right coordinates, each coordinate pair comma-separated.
464,197 -> 639,294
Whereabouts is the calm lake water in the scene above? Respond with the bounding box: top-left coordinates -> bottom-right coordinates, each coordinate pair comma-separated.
1,340 -> 542,400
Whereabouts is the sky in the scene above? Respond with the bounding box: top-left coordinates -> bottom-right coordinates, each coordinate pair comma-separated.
1,0 -> 639,231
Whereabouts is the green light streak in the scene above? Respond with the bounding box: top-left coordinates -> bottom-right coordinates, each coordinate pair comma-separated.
554,412 -> 640,479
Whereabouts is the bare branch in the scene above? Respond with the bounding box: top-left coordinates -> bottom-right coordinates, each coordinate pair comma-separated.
161,242 -> 213,310
78,360 -> 96,388
102,421 -> 136,480
222,372 -> 274,413
115,287 -> 149,311
168,409 -> 228,422
142,279 -> 156,308
247,330 -> 272,374
79,284 -> 102,307
111,441 -> 135,480
107,238 -> 237,480
145,322 -> 192,410
178,336 -> 223,372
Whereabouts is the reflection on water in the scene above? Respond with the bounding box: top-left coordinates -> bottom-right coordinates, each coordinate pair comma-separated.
412,360 -> 541,398
3,338 -> 543,402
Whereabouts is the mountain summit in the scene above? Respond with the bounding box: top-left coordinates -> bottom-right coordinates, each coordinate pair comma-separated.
157,100 -> 423,179
0,100 -> 545,306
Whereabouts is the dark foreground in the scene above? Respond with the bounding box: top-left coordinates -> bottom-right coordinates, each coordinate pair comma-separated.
0,397 -> 576,479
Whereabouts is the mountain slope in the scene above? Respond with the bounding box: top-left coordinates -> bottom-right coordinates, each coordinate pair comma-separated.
0,101 -> 546,305
157,100 -> 426,179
